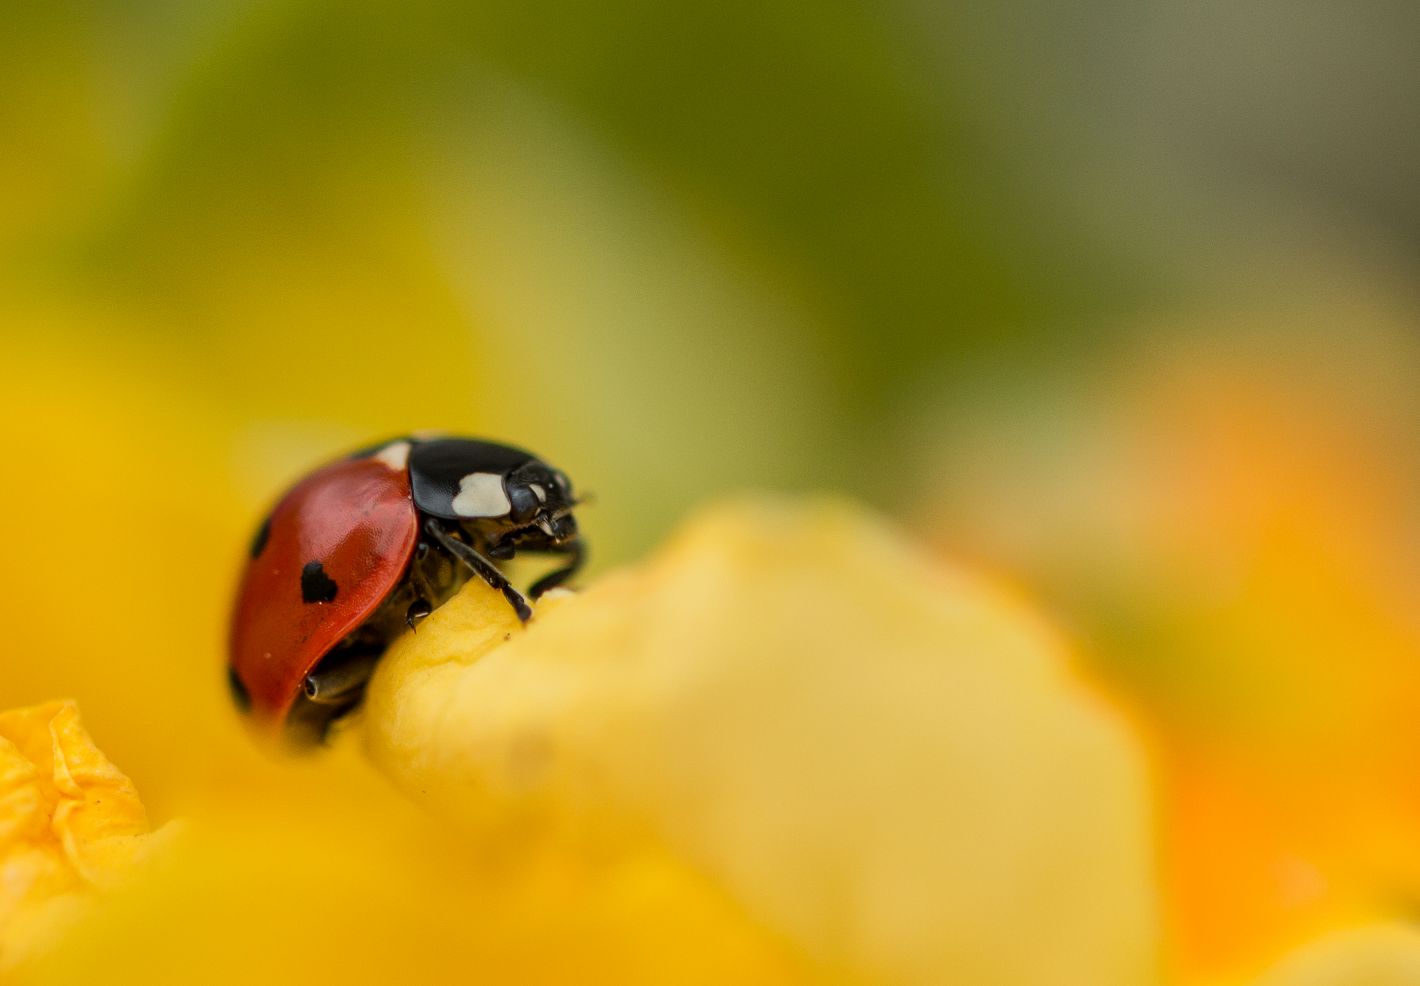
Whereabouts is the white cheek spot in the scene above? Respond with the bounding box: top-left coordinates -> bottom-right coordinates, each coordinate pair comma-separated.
451,472 -> 512,518
372,441 -> 411,471
530,484 -> 547,503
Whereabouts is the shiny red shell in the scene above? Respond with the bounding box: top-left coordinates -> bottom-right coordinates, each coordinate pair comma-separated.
229,455 -> 418,731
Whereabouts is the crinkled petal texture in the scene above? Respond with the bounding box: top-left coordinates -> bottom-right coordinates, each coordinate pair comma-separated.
365,497 -> 1162,985
0,701 -> 157,970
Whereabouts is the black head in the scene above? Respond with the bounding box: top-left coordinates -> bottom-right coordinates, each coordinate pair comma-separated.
406,438 -> 580,544
501,460 -> 579,541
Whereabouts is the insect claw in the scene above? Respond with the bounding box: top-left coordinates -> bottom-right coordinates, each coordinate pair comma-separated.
406,597 -> 433,629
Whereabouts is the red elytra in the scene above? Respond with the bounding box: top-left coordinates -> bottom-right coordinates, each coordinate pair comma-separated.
229,456 -> 418,731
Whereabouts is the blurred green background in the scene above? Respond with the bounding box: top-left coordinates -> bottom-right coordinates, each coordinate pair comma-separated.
3,2 -> 1419,979
5,3 -> 1417,548
5,2 -> 1417,549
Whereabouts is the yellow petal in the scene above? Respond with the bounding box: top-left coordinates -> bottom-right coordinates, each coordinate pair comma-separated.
11,791 -> 804,986
1252,925 -> 1420,986
0,701 -> 159,971
364,496 -> 1161,985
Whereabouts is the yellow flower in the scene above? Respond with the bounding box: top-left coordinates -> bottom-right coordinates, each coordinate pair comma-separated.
8,497 -> 1160,985
363,496 -> 1161,985
5,496 -> 1408,986
0,701 -> 161,972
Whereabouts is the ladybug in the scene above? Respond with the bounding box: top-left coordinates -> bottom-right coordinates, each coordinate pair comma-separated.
228,436 -> 583,743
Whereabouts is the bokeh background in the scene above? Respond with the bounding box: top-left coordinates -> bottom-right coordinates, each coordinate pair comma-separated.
3,2 -> 1419,982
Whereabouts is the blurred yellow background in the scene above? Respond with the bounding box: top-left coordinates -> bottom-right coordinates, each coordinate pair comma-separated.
2,3 -> 1418,983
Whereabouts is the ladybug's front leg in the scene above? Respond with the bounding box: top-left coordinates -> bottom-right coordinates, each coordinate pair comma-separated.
528,538 -> 584,599
423,518 -> 533,623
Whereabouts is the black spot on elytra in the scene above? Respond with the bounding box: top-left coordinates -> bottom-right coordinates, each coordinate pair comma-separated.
249,515 -> 272,559
301,560 -> 339,604
227,666 -> 251,712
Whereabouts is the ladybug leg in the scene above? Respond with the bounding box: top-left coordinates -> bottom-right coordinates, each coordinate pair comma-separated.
424,519 -> 533,623
406,596 -> 433,629
303,651 -> 378,706
405,542 -> 436,629
528,539 -> 584,599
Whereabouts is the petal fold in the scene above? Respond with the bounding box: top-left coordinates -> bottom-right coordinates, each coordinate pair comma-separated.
365,496 -> 1162,985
